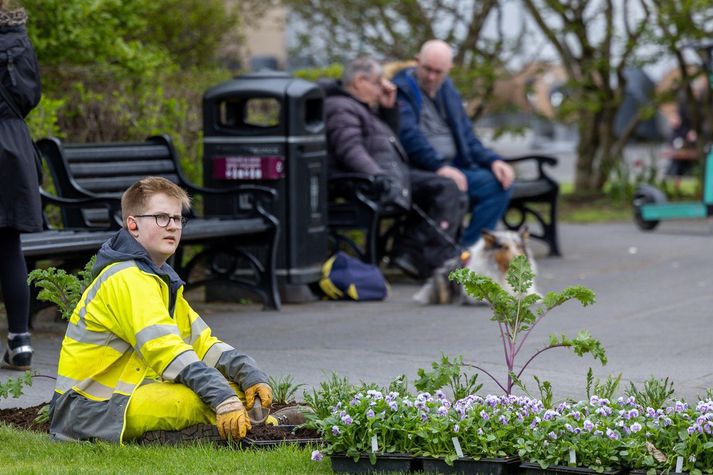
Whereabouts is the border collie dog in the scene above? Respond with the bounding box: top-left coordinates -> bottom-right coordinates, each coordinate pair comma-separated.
413,228 -> 538,305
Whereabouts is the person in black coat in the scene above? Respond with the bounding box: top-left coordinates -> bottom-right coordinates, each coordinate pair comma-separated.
325,57 -> 467,279
0,2 -> 42,370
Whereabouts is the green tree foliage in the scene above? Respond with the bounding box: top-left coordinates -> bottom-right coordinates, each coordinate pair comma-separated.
522,0 -> 653,195
649,0 -> 713,153
283,0 -> 522,117
20,0 -> 243,182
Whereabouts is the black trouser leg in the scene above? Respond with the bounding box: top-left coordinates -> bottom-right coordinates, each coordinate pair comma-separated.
0,228 -> 30,333
395,169 -> 468,276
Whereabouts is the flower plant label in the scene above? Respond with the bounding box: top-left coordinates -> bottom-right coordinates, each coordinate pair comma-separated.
371,435 -> 378,453
569,449 -> 576,466
676,456 -> 683,473
452,437 -> 464,458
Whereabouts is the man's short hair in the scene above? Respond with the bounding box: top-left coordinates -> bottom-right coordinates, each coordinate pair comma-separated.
342,57 -> 383,87
121,176 -> 191,223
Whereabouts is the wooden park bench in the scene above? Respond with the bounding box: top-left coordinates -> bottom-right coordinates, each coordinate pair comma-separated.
32,135 -> 282,310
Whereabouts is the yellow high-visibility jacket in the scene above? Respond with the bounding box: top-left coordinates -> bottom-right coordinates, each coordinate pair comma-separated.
49,230 -> 267,443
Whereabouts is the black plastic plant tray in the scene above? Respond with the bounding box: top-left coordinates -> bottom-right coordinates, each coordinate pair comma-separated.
520,461 -> 625,475
421,455 -> 521,474
330,453 -> 417,474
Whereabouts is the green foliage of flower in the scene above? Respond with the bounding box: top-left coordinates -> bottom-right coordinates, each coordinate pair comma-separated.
27,256 -> 96,321
450,255 -> 604,394
515,395 -> 713,474
0,371 -> 33,399
585,368 -> 622,401
626,376 -> 676,411
302,373 -> 355,422
313,385 -> 546,465
268,375 -> 305,405
414,354 -> 482,401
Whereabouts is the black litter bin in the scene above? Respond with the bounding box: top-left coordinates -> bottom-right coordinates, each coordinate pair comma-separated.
202,71 -> 328,299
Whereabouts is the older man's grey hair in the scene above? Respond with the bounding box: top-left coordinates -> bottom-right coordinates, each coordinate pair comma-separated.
342,57 -> 382,87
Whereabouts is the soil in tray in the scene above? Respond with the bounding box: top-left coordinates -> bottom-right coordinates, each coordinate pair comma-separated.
247,424 -> 319,441
0,403 -> 50,433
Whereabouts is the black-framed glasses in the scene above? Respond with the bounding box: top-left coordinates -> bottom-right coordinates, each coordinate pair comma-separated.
134,214 -> 187,229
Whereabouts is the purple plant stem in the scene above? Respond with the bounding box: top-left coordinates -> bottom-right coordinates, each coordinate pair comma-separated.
515,344 -> 567,380
463,363 -> 508,393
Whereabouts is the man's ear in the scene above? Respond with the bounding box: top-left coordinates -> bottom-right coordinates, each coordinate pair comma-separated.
127,217 -> 138,231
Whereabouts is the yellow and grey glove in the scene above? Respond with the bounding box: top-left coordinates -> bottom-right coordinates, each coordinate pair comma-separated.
215,396 -> 251,440
244,383 -> 273,409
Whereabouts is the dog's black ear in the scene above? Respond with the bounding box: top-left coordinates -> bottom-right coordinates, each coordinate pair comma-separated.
482,229 -> 497,247
519,225 -> 530,241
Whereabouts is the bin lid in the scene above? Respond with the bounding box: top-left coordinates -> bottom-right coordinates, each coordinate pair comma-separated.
203,72 -> 315,100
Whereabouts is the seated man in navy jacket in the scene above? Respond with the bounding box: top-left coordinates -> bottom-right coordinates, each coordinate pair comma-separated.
392,39 -> 514,246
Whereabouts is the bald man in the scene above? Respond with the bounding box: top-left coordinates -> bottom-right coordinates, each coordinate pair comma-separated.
392,40 -> 515,247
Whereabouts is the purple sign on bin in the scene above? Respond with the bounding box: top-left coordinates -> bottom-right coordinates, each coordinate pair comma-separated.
212,156 -> 285,181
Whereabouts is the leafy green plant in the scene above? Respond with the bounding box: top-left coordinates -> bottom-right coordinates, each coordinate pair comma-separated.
268,375 -> 305,405
303,373 -> 355,421
585,368 -> 622,401
414,354 -> 482,400
27,256 -> 96,320
450,255 -> 606,395
0,371 -> 33,399
625,376 -> 676,410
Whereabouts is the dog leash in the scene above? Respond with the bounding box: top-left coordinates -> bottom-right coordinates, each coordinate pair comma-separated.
410,203 -> 471,264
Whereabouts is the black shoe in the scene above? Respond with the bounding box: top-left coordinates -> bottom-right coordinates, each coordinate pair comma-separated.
3,334 -> 33,371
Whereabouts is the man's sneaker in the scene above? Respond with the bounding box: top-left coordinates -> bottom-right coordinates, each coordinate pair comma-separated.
270,405 -> 313,426
3,334 -> 33,371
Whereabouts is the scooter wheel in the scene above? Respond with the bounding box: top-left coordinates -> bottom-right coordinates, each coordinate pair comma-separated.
632,185 -> 665,231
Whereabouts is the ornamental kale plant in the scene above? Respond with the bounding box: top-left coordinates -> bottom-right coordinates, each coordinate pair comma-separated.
27,256 -> 96,320
450,255 -> 606,395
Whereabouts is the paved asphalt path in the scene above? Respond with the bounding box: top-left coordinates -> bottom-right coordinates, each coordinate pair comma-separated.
3,219 -> 713,409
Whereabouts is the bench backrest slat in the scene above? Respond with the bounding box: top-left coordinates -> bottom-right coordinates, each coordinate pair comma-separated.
70,160 -> 176,178
38,135 -> 186,228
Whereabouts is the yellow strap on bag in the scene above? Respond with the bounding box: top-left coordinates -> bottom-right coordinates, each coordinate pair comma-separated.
319,254 -> 344,299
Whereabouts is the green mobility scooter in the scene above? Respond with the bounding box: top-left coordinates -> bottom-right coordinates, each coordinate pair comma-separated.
633,40 -> 713,230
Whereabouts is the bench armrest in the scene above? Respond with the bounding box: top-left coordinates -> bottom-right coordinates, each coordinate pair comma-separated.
503,154 -> 559,181
40,189 -> 123,230
328,173 -> 383,200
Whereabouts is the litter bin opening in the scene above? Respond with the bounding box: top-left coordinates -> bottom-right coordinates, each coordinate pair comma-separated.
303,97 -> 323,133
218,96 -> 282,130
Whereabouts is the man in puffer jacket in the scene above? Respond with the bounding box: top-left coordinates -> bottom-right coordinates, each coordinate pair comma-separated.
325,56 -> 467,279
49,176 -> 273,443
392,40 -> 515,247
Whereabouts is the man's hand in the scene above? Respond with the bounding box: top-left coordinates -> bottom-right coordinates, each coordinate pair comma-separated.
491,160 -> 515,189
378,78 -> 397,108
436,165 -> 468,192
215,396 -> 251,440
245,383 -> 273,409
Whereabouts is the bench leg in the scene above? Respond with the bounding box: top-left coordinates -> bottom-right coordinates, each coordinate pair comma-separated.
503,197 -> 561,257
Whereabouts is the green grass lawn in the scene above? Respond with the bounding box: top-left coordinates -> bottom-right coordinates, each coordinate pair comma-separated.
0,424 -> 332,474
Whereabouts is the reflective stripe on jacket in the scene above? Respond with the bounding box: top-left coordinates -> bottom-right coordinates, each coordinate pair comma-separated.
49,259 -> 239,443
